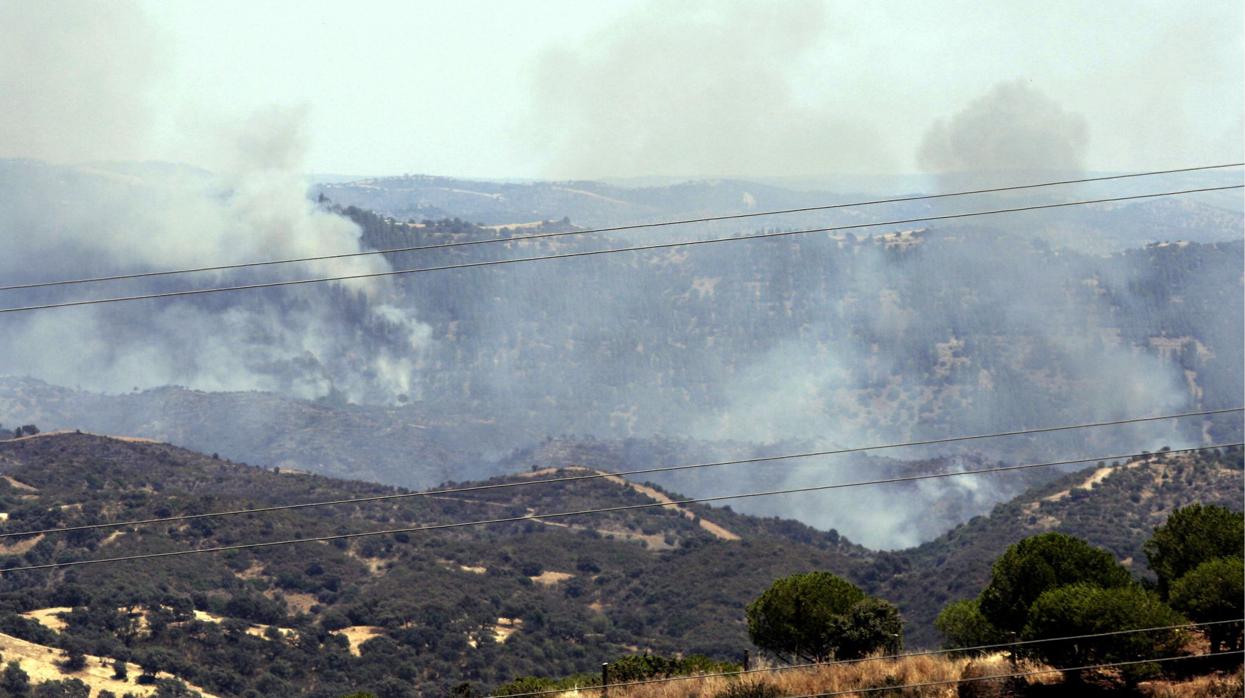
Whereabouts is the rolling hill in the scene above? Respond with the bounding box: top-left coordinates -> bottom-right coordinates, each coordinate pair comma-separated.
0,432 -> 1237,695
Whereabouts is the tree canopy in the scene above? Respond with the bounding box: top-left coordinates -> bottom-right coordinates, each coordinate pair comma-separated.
1144,504 -> 1244,597
1169,556 -> 1244,652
1023,583 -> 1187,683
934,598 -> 1004,652
746,571 -> 900,662
978,532 -> 1132,632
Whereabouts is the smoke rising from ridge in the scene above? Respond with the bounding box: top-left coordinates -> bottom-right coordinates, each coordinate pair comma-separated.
0,2 -> 430,403
524,0 -> 894,179
918,80 -> 1089,187
0,3 -> 1237,552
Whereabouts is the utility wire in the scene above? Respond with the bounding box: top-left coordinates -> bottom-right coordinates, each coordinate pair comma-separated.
1,184 -> 1239,315
1,408 -> 1237,540
2,163 -> 1238,293
789,650 -> 1243,698
489,619 -> 1244,698
1,441 -> 1238,574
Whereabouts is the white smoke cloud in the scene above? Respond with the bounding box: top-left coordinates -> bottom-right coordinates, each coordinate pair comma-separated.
523,0 -> 894,179
918,80 -> 1089,186
0,2 -> 430,403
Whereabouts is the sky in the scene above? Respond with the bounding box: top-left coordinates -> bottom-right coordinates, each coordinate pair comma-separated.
3,0 -> 1243,179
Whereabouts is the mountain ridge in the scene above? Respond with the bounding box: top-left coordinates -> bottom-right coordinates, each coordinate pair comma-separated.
0,431 -> 1237,695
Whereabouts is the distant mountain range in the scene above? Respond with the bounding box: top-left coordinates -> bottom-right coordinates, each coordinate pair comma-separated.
314,169 -> 1244,248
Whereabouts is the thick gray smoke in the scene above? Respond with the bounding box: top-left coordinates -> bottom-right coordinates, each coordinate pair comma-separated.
0,2 -> 430,403
918,80 -> 1089,186
524,0 -> 893,178
674,85 -> 1197,548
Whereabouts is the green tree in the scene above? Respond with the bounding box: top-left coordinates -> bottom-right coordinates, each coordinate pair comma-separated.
828,597 -> 903,659
979,532 -> 1132,632
59,647 -> 87,672
152,679 -> 198,698
1169,556 -> 1244,652
1023,584 -> 1186,684
32,678 -> 89,698
934,598 -> 1004,652
747,571 -> 896,662
1144,504 -> 1244,597
112,658 -> 128,681
3,660 -> 31,696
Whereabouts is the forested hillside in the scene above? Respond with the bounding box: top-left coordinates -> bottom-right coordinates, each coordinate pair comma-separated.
0,433 -> 1237,695
2,160 -> 1242,549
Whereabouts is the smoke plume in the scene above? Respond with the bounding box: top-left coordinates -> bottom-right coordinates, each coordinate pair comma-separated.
918,80 -> 1089,186
0,2 -> 430,403
524,0 -> 894,178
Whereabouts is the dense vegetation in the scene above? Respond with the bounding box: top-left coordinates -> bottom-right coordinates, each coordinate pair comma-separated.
935,507 -> 1244,686
0,434 -> 1237,695
878,445 -> 1243,646
746,572 -> 900,662
4,191 -> 1241,552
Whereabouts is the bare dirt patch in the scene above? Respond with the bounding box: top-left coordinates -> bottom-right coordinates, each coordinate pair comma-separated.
599,474 -> 740,541
100,530 -> 126,547
1,475 -> 38,492
20,607 -> 71,633
492,617 -> 522,643
0,533 -> 44,555
235,562 -> 267,580
529,571 -> 574,585
0,630 -> 218,697
280,592 -> 320,615
337,626 -> 384,656
192,610 -> 297,641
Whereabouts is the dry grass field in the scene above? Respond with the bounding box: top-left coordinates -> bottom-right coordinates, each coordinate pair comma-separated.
538,652 -> 1243,698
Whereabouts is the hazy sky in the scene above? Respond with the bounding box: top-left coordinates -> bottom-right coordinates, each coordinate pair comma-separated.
4,0 -> 1243,178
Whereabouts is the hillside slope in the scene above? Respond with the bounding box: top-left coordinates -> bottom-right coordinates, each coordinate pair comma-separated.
879,446 -> 1244,646
0,433 -> 870,696
0,433 -> 1238,695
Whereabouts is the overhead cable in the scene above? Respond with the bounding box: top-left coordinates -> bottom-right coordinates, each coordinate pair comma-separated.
0,408 -> 1237,540
489,618 -> 1245,698
2,163 -> 1238,293
1,441 -> 1238,573
1,185 -> 1240,315
789,650 -> 1243,698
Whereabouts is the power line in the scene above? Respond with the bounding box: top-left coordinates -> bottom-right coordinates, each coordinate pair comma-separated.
2,163 -> 1238,294
1,408 -> 1237,540
488,618 -> 1244,698
789,650 -> 1243,698
2,184 -> 1240,315
2,441 -> 1238,574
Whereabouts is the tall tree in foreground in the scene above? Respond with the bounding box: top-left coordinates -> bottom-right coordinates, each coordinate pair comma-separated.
1168,556 -> 1244,652
1144,504 -> 1243,596
978,532 -> 1132,633
746,571 -> 902,662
